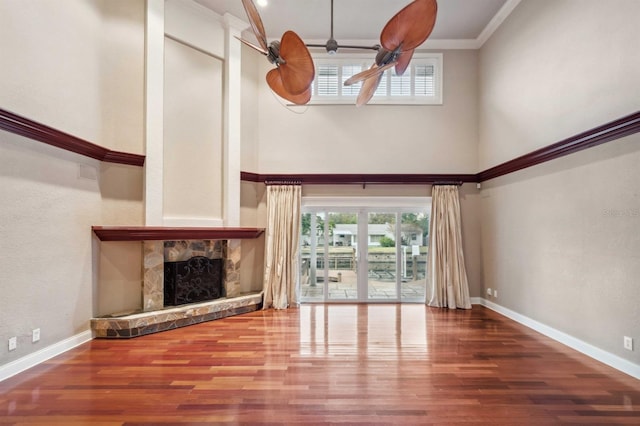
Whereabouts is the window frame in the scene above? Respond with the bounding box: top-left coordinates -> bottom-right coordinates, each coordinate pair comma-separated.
308,53 -> 443,106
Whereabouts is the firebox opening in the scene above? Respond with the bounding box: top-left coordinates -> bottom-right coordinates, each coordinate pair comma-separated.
164,256 -> 225,307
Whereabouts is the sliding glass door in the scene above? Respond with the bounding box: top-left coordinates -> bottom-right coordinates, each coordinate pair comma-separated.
300,198 -> 429,303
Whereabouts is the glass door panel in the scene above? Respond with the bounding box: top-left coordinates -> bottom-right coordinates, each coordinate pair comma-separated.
367,212 -> 397,300
400,212 -> 428,302
327,211 -> 358,300
300,212 -> 326,302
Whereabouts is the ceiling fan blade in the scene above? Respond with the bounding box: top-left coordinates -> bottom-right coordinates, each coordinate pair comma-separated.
235,36 -> 268,56
380,0 -> 438,52
266,68 -> 312,105
344,61 -> 396,86
277,31 -> 315,95
394,49 -> 414,76
356,66 -> 385,107
241,0 -> 268,52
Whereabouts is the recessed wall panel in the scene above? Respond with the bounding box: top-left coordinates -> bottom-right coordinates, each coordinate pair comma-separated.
163,37 -> 223,225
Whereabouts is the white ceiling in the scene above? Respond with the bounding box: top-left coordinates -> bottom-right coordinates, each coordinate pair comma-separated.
194,0 -> 521,49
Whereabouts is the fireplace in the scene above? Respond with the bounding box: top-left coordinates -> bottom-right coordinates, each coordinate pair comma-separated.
140,238 -> 242,312
161,240 -> 227,307
164,256 -> 224,306
91,228 -> 265,338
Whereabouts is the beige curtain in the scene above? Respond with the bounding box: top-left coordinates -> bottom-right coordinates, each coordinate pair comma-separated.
263,185 -> 301,309
426,185 -> 471,309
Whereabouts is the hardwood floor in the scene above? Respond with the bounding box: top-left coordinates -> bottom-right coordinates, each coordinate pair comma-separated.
1,305 -> 639,425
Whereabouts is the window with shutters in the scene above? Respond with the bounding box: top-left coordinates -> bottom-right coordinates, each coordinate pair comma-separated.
309,53 -> 442,105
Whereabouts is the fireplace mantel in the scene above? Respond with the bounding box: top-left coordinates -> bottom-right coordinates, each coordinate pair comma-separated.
92,226 -> 264,241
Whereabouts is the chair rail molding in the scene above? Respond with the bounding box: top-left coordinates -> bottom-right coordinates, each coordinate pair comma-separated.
240,110 -> 640,185
0,108 -> 145,166
477,111 -> 640,182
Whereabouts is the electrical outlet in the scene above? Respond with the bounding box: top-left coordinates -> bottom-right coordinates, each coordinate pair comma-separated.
486,288 -> 492,296
494,290 -> 498,298
8,337 -> 17,351
32,328 -> 41,343
624,336 -> 633,351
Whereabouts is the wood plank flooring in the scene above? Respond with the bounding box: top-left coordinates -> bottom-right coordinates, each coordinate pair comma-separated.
1,305 -> 639,425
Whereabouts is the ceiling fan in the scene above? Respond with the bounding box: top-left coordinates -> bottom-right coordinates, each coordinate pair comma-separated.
344,0 -> 438,106
238,0 -> 315,105
305,0 -> 380,55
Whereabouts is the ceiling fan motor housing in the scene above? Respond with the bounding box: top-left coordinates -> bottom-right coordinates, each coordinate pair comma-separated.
267,40 -> 284,65
326,38 -> 338,55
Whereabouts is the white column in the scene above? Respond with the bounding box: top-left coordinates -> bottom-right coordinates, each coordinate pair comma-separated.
144,0 -> 165,226
223,13 -> 244,227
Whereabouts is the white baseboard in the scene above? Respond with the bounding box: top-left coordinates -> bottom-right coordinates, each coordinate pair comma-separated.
0,330 -> 93,382
474,298 -> 640,380
470,297 -> 483,305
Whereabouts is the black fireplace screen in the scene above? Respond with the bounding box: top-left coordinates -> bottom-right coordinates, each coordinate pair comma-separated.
164,256 -> 224,306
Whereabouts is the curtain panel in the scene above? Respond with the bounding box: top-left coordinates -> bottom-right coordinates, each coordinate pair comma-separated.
263,185 -> 302,309
426,185 -> 472,309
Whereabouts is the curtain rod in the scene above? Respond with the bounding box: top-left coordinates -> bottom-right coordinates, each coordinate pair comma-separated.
264,179 -> 302,186
241,172 -> 477,185
431,181 -> 463,186
264,179 -> 462,187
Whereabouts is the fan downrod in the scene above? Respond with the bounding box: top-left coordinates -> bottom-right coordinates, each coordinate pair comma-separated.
306,0 -> 380,54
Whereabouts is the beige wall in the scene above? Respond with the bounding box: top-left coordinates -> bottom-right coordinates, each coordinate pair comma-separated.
0,0 -> 145,365
164,0 -> 225,57
239,42 -> 264,293
253,50 -> 479,174
478,0 -> 640,169
239,181 -> 267,294
240,44 -> 261,173
478,0 -> 640,365
0,0 -> 144,154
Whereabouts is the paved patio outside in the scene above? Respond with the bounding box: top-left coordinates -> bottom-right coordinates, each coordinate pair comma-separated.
300,270 -> 426,301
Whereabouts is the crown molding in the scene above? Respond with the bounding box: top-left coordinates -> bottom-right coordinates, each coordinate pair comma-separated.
171,0 -> 224,22
476,0 -> 523,48
223,12 -> 248,31
307,38 -> 485,52
420,39 -> 480,50
304,0 -> 523,52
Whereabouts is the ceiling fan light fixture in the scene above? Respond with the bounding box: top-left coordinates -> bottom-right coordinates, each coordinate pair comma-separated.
326,38 -> 338,55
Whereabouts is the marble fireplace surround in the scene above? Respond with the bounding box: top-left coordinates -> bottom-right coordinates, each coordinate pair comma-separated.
91,227 -> 265,338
